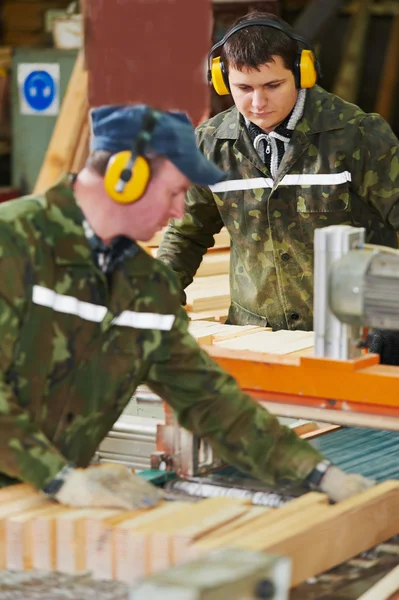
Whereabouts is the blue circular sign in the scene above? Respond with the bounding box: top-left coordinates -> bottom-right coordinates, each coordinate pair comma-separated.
23,70 -> 55,112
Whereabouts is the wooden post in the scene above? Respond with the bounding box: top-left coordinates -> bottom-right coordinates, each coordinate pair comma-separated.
34,52 -> 88,194
375,14 -> 399,121
333,0 -> 372,103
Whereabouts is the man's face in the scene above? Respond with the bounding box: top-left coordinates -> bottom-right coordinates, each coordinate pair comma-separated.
123,160 -> 189,242
228,55 -> 298,133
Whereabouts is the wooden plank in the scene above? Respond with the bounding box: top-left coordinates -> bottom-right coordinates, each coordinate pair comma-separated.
34,51 -> 88,194
115,498 -> 247,583
6,503 -> 66,571
300,424 -> 342,440
188,321 -> 260,340
288,346 -> 314,357
212,326 -> 268,342
193,505 -> 268,543
236,481 -> 399,587
193,492 -> 328,553
171,503 -> 252,566
185,274 -> 230,312
70,118 -> 90,173
357,564 -> 399,600
55,508 -> 112,574
147,498 -> 248,573
0,484 -> 38,504
290,420 -> 320,437
0,493 -> 50,569
113,502 -> 186,584
85,508 -> 145,580
31,505 -> 74,571
256,398 -> 399,431
186,308 -> 228,322
196,251 -> 230,277
215,329 -> 314,355
188,321 -> 267,346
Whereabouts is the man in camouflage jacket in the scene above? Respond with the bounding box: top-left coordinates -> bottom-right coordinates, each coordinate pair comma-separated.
158,12 -> 399,338
0,103 -> 371,509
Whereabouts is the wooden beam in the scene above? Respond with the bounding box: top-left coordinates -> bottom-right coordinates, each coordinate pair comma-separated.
34,52 -> 88,194
234,481 -> 399,587
70,118 -> 90,173
6,504 -> 66,571
0,493 -> 50,569
193,492 -> 328,553
256,397 -> 399,431
374,14 -> 399,121
333,0 -> 372,103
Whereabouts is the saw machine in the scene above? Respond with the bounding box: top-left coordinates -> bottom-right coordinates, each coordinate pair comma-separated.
98,225 -> 399,503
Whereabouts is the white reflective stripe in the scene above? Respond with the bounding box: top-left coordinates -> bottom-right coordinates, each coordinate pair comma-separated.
32,285 -> 175,331
209,171 -> 352,193
113,311 -> 175,331
210,177 -> 273,192
280,171 -> 352,186
33,285 -> 106,322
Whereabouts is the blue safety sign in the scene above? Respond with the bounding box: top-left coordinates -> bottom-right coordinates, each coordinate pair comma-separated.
18,63 -> 60,116
23,70 -> 55,112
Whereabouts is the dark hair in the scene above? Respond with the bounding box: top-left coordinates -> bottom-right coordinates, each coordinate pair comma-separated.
86,150 -> 112,176
220,12 -> 298,73
86,150 -> 165,177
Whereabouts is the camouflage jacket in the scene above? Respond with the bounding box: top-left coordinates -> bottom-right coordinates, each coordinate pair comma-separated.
0,179 -> 322,490
158,86 -> 399,329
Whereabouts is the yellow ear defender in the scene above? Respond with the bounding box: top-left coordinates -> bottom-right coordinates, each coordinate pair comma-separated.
104,108 -> 160,204
207,19 -> 321,96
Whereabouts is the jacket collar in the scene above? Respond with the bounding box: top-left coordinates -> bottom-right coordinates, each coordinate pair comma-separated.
44,175 -> 94,267
44,176 -> 153,279
214,85 -> 360,141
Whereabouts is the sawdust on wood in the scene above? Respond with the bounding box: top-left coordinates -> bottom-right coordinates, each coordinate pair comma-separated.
0,570 -> 129,599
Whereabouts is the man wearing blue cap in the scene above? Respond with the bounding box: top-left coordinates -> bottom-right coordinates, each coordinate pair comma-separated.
0,104 -> 372,509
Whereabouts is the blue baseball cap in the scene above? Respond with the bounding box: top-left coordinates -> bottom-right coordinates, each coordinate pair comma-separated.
89,104 -> 226,186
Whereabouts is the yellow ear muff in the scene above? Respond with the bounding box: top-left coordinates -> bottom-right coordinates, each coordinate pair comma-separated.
104,150 -> 151,205
299,49 -> 317,89
211,56 -> 230,96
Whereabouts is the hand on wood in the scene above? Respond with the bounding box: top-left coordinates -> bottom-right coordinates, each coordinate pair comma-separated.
55,463 -> 162,510
319,466 -> 375,502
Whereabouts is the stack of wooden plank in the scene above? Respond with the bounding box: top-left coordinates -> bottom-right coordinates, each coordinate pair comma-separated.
188,319 -> 315,357
2,0 -> 71,47
1,481 -> 399,590
147,227 -> 231,321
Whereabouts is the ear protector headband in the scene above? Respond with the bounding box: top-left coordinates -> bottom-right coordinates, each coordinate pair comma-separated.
104,108 -> 160,205
207,19 -> 321,95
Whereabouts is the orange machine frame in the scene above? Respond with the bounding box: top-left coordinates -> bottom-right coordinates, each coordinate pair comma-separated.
153,347 -> 399,476
207,347 -> 399,429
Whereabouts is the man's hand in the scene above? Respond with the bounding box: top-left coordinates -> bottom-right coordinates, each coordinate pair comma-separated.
367,329 -> 399,366
54,463 -> 162,510
319,466 -> 374,502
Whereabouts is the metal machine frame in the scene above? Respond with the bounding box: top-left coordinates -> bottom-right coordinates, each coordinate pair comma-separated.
153,226 -> 399,477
